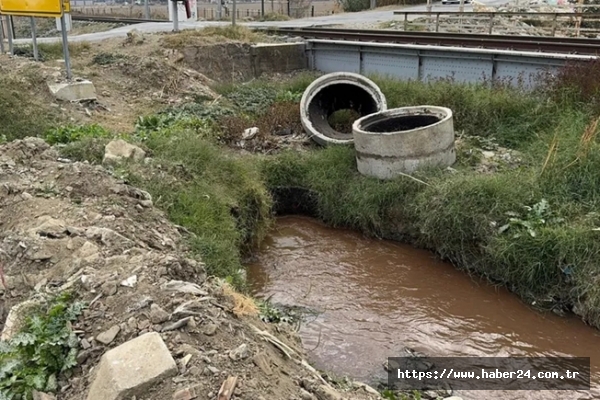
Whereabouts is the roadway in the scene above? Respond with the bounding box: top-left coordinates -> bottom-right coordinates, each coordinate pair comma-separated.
11,0 -> 510,45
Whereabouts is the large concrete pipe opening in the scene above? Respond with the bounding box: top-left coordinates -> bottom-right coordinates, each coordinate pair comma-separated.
300,73 -> 387,146
353,106 -> 456,179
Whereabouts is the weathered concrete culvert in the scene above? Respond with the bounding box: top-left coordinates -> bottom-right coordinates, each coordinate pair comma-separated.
352,106 -> 456,179
300,72 -> 387,146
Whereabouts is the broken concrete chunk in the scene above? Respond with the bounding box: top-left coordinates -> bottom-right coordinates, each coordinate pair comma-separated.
228,343 -> 250,361
103,139 -> 146,166
150,303 -> 170,324
48,80 -> 97,102
242,127 -> 259,140
161,280 -> 208,296
1,300 -> 40,341
314,385 -> 343,400
32,391 -> 56,400
96,324 -> 121,345
86,332 -> 177,400
30,217 -> 67,238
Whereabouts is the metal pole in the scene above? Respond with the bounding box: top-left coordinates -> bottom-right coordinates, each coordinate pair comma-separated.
232,0 -> 236,26
261,0 -> 265,17
144,0 -> 150,19
173,1 -> 179,31
30,17 -> 39,61
217,0 -> 222,19
7,16 -> 13,56
0,17 -> 5,54
60,14 -> 72,80
459,0 -> 464,13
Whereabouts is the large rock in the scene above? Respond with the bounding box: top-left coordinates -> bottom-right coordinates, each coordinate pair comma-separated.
103,140 -> 146,166
48,80 -> 97,102
86,332 -> 177,400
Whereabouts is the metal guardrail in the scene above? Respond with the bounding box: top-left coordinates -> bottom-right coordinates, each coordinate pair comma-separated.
391,11 -> 600,37
305,39 -> 596,89
272,27 -> 600,54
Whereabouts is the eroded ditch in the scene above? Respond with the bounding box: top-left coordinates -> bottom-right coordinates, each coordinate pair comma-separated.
247,216 -> 600,400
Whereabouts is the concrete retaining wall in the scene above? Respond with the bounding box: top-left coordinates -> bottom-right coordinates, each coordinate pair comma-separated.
181,42 -> 307,82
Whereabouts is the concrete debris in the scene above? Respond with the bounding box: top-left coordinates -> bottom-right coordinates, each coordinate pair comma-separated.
150,303 -> 170,324
103,139 -> 146,165
48,80 -> 97,102
242,127 -> 259,140
228,343 -> 250,361
96,325 -> 121,345
0,300 -> 40,341
86,332 -> 178,400
120,275 -> 138,288
161,280 -> 208,296
32,391 -> 57,400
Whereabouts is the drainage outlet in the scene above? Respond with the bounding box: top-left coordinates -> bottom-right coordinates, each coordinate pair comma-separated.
300,72 -> 387,146
352,106 -> 456,179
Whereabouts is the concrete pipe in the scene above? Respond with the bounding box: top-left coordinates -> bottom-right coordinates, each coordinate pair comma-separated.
352,106 -> 456,179
300,72 -> 387,146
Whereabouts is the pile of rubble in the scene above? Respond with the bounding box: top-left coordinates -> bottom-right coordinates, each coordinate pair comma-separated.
0,138 -> 380,400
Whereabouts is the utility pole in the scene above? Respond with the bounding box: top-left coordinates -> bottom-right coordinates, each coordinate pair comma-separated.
144,0 -> 150,19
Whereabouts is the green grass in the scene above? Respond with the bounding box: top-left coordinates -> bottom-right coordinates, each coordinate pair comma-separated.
0,75 -> 60,142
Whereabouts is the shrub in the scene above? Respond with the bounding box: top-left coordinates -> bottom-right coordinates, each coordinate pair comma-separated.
44,124 -> 114,145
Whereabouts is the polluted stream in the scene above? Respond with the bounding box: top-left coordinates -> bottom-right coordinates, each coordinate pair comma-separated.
247,216 -> 600,399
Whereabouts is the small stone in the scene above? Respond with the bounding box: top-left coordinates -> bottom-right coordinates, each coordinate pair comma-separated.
81,338 -> 92,349
314,385 -> 343,400
207,366 -> 220,375
32,390 -> 56,400
482,150 -> 495,159
96,325 -> 121,345
77,349 -> 92,364
229,344 -> 250,361
203,323 -> 217,336
150,303 -> 170,324
120,275 -> 137,288
299,389 -> 316,400
127,317 -> 138,331
252,352 -> 272,375
172,384 -> 202,400
140,199 -> 153,208
181,354 -> 192,367
101,282 -> 118,296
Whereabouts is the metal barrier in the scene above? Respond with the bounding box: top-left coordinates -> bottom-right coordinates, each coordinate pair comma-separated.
391,11 -> 600,37
306,39 -> 596,89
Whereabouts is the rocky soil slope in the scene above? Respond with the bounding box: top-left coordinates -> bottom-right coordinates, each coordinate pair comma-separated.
0,138 -> 380,400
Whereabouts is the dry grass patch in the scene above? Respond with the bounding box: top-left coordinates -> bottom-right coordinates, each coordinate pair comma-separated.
161,26 -> 267,48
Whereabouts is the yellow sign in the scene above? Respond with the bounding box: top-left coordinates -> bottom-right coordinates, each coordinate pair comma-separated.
63,0 -> 70,13
0,0 -> 65,17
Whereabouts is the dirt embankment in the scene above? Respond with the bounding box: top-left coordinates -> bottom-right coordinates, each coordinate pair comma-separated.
0,138 -> 380,400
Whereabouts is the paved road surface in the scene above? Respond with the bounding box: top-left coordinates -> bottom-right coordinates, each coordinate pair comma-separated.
12,0 -> 509,44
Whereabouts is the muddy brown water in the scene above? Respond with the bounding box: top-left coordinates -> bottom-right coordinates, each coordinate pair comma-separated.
247,216 -> 600,399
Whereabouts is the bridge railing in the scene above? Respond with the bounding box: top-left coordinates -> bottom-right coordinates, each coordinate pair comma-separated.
391,11 -> 600,37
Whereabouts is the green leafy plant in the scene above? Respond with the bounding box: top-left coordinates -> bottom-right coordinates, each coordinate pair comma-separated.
498,199 -> 564,238
257,299 -> 295,324
275,90 -> 303,103
44,124 -> 114,145
0,292 -> 87,399
225,86 -> 278,115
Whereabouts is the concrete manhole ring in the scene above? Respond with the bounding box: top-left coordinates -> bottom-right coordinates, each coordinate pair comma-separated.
300,72 -> 387,146
352,105 -> 456,179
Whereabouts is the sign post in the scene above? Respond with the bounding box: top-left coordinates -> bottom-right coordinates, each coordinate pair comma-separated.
60,14 -> 71,79
6,15 -> 13,56
0,0 -> 71,77
0,17 -> 5,54
30,17 -> 39,61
